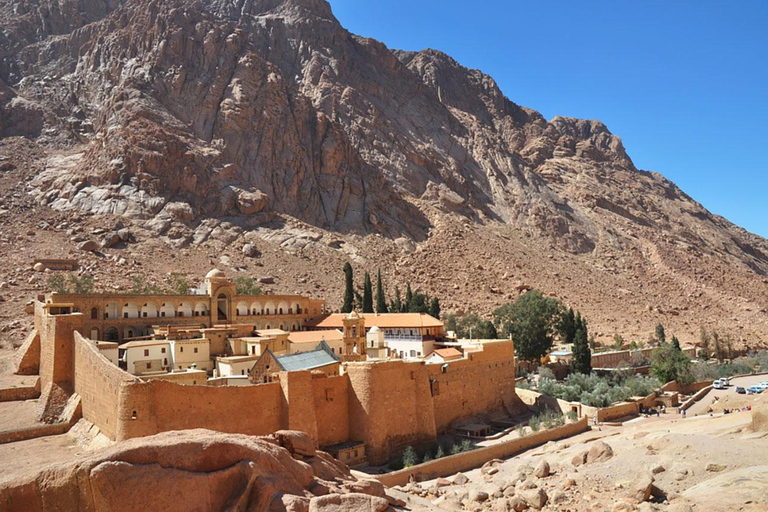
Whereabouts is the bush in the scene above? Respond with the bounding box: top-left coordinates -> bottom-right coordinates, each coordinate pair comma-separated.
535,373 -> 661,408
47,273 -> 68,293
170,273 -> 190,294
538,366 -> 556,380
235,276 -> 262,296
401,446 -> 417,468
529,415 -> 541,432
516,424 -> 526,437
69,273 -> 94,293
567,410 -> 578,422
435,445 -> 445,459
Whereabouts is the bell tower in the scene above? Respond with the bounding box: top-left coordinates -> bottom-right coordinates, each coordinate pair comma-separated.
342,311 -> 366,358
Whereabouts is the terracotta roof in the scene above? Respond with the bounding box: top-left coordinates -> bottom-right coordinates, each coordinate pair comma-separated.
428,348 -> 463,361
306,313 -> 444,329
288,329 -> 343,344
120,340 -> 170,349
255,329 -> 289,336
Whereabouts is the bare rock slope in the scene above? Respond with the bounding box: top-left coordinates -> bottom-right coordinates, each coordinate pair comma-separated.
1,0 -> 768,345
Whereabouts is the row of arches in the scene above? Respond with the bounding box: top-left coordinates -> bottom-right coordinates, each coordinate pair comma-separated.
235,301 -> 304,316
98,301 -> 210,320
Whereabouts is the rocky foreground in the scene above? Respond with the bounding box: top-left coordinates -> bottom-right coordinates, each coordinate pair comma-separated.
0,428 -> 404,511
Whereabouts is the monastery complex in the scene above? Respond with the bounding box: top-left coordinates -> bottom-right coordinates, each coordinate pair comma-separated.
14,270 -> 523,465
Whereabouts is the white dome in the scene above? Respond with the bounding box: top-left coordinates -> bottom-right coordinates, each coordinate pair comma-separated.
369,326 -> 380,332
205,268 -> 226,279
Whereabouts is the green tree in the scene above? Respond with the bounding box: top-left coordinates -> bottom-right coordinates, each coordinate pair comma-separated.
69,274 -> 94,293
428,297 -> 440,319
572,317 -> 591,375
375,269 -> 388,313
612,334 -> 625,350
235,276 -> 262,295
444,312 -> 457,334
170,273 -> 190,294
402,446 -> 417,468
341,263 -> 354,313
454,314 -> 497,339
699,325 -> 711,361
651,341 -> 692,385
390,285 -> 403,314
362,272 -> 374,313
408,290 -> 429,313
47,273 -> 68,293
559,307 -> 577,345
493,291 -> 564,364
655,323 -> 666,344
404,283 -> 413,312
671,334 -> 681,351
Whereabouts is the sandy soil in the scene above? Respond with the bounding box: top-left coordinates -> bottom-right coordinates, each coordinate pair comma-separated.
0,400 -> 41,431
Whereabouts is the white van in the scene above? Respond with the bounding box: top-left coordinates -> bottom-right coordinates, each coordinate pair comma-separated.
713,380 -> 724,390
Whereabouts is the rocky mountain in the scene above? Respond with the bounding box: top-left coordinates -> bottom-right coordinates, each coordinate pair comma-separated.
1,0 -> 767,347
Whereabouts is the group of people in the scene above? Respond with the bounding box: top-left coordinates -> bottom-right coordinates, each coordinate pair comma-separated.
722,405 -> 752,414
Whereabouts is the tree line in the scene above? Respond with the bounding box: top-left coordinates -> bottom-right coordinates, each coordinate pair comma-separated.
341,263 -> 440,318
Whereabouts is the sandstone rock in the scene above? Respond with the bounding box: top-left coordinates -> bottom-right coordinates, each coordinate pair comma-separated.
612,502 -> 636,512
572,451 -> 588,466
651,464 -> 666,474
78,240 -> 99,252
436,477 -> 453,487
340,479 -> 385,498
533,459 -> 550,478
268,430 -> 317,457
242,243 -> 260,257
521,488 -> 548,510
308,493 -> 389,512
509,495 -> 529,511
453,472 -> 469,485
101,233 -> 121,248
117,228 -> 133,242
667,504 -> 693,512
564,473 -> 578,486
705,463 -> 726,472
33,262 -> 45,272
550,489 -> 566,503
468,489 -> 489,502
259,276 -> 275,284
627,473 -> 654,502
587,441 -> 614,463
235,189 -> 269,215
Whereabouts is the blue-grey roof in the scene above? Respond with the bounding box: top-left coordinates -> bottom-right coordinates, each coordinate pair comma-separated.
275,340 -> 340,372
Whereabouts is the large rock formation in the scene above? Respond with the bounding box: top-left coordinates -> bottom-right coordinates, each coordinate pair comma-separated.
0,428 -> 395,511
1,0 -> 767,344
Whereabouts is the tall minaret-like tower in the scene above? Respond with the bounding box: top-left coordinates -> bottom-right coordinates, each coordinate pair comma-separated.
342,311 -> 366,358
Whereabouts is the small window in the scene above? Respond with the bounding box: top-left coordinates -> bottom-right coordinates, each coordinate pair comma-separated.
144,349 -> 149,357
146,362 -> 151,369
163,358 -> 167,366
194,347 -> 198,354
180,346 -> 184,352
161,347 -> 166,353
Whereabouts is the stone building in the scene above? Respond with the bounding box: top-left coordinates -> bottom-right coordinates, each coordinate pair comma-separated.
249,341 -> 341,384
44,269 -> 326,343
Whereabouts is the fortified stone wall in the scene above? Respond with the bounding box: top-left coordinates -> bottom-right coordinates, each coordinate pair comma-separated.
346,361 -> 437,465
116,379 -> 284,440
313,373 -> 350,447
427,342 -> 517,432
73,332 -> 133,439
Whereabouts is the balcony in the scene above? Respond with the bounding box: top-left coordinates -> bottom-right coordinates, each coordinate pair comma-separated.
383,334 -> 423,343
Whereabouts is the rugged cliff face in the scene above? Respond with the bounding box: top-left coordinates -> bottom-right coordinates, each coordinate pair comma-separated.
1,0 -> 767,345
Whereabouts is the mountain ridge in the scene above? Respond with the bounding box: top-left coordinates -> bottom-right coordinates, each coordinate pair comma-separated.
0,0 -> 767,348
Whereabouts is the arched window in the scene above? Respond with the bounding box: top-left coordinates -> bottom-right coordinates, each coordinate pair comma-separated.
90,307 -> 98,320
104,326 -> 119,342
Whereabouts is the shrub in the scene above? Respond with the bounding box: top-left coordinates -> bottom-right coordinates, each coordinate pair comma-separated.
69,273 -> 94,293
460,439 -> 474,452
235,276 -> 261,295
402,446 -> 417,468
538,366 -> 556,380
170,273 -> 190,294
516,424 -> 526,437
47,273 -> 68,293
529,415 -> 541,432
422,452 -> 432,463
567,409 -> 578,422
450,443 -> 463,455
435,445 -> 445,459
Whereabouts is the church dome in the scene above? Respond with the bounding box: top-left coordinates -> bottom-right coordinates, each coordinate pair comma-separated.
369,325 -> 380,332
205,268 -> 226,279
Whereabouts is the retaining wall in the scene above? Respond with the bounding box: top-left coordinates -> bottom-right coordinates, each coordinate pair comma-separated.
375,417 -> 589,487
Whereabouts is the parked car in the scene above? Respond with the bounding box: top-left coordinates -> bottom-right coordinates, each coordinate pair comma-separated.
719,377 -> 730,387
713,380 -> 724,390
735,386 -> 746,394
747,386 -> 763,394
758,381 -> 768,390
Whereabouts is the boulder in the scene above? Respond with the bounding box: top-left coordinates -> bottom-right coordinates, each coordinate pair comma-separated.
587,441 -> 614,463
242,243 -> 260,257
268,430 -> 317,457
235,189 -> 269,215
627,473 -> 654,502
705,463 -> 726,473
667,504 -> 693,512
571,451 -> 588,467
33,262 -> 45,272
340,479 -> 385,498
453,472 -> 469,485
78,240 -> 99,252
308,493 -> 389,512
101,233 -> 121,248
117,228 -> 134,242
521,488 -> 548,510
533,459 -> 550,478
468,489 -> 489,502
509,495 -> 529,511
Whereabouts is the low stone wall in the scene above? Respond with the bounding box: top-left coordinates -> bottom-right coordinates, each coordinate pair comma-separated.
0,395 -> 81,445
0,378 -> 40,402
662,379 -> 711,394
680,385 -> 713,412
516,388 -> 643,422
374,417 -> 588,488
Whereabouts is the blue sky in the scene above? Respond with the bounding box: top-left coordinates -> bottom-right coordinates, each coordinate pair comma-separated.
329,1 -> 768,238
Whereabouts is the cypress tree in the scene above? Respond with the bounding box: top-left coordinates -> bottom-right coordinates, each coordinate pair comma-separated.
428,297 -> 440,319
572,316 -> 591,374
341,263 -> 354,313
362,272 -> 374,313
404,283 -> 413,313
655,323 -> 666,344
671,334 -> 681,351
391,286 -> 403,314
375,269 -> 388,313
559,307 -> 577,345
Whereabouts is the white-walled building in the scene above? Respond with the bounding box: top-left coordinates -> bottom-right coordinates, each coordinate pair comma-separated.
121,340 -> 171,375
288,329 -> 344,356
214,354 -> 259,377
169,338 -> 210,373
